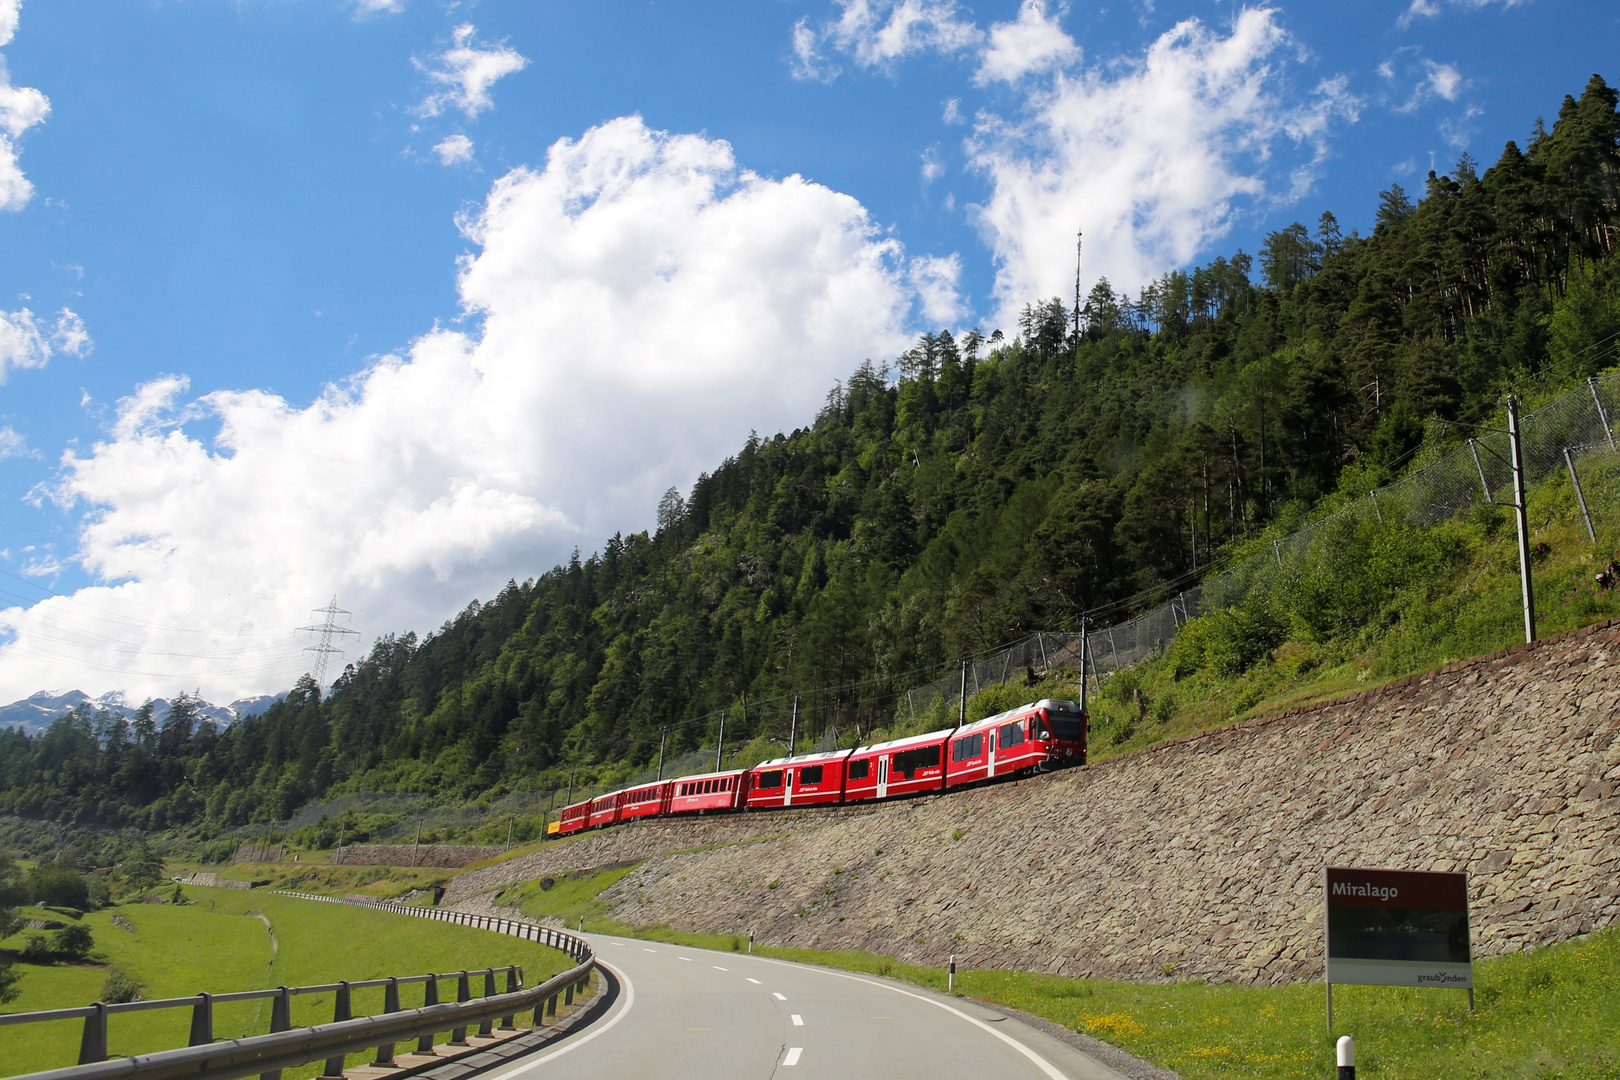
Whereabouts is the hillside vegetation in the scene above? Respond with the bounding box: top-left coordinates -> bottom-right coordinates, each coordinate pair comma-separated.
0,76 -> 1617,842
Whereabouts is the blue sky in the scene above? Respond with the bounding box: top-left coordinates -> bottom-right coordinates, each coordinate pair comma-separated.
0,0 -> 1612,702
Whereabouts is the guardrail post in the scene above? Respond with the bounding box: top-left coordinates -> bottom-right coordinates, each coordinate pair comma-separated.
564,980 -> 574,1007
478,970 -> 497,1036
373,977 -> 400,1066
77,1002 -> 108,1064
260,987 -> 292,1080
449,971 -> 471,1045
547,992 -> 558,1019
320,980 -> 353,1078
188,992 -> 214,1046
416,976 -> 439,1055
500,966 -> 519,1029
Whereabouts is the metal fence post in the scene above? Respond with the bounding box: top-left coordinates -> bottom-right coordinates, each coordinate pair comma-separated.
478,970 -> 497,1036
449,971 -> 471,1044
77,1002 -> 107,1065
1591,377 -> 1616,450
321,981 -> 352,1078
1566,447 -> 1597,543
261,987 -> 292,1080
416,976 -> 439,1055
188,992 -> 213,1047
501,967 -> 519,1029
373,977 -> 400,1066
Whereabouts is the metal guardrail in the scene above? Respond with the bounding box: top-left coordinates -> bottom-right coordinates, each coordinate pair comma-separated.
3,896 -> 596,1080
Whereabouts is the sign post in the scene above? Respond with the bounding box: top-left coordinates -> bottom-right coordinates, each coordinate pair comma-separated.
1324,867 -> 1472,1029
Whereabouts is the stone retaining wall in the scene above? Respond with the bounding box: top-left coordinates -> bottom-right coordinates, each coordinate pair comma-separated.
452,620 -> 1620,984
331,843 -> 504,868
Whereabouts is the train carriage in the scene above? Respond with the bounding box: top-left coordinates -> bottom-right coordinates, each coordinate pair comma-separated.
746,748 -> 854,810
587,791 -> 623,829
620,780 -> 671,820
555,799 -> 591,835
844,730 -> 951,801
668,769 -> 748,814
946,699 -> 1087,789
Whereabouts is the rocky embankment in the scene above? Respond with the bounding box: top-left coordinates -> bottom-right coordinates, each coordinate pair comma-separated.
452,620 -> 1620,984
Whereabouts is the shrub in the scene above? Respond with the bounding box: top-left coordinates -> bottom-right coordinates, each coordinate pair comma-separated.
26,864 -> 89,910
52,924 -> 94,962
100,966 -> 142,1004
19,933 -> 51,963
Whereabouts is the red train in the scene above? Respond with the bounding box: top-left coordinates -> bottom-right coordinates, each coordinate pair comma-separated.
545,698 -> 1085,836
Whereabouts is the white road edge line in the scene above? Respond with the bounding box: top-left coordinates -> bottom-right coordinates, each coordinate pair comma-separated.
750,956 -> 1069,1080
791,1014 -> 803,1026
484,958 -> 635,1080
783,1047 -> 803,1066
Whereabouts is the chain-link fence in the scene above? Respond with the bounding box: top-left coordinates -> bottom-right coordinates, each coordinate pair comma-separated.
907,374 -> 1620,715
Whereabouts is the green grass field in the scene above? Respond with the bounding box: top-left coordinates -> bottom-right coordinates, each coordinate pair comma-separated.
0,888 -> 576,1078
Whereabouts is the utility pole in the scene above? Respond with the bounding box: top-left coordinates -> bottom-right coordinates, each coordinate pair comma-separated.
716,710 -> 726,772
655,728 -> 667,781
298,596 -> 360,688
505,814 -> 514,852
957,659 -> 968,730
334,823 -> 344,864
1507,395 -> 1536,643
788,695 -> 799,757
1078,617 -> 1090,714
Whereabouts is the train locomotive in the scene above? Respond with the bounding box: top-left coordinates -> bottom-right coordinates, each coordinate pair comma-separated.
546,698 -> 1086,836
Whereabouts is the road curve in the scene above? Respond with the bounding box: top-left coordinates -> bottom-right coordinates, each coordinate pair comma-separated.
485,934 -> 1131,1080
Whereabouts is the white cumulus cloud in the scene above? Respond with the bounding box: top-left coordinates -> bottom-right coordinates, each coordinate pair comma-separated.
1397,0 -> 1522,29
793,0 -> 983,81
0,425 -> 30,459
416,24 -> 529,120
0,117 -> 931,702
0,307 -> 91,382
967,8 -> 1358,326
433,133 -> 475,166
0,0 -> 49,212
975,0 -> 1080,85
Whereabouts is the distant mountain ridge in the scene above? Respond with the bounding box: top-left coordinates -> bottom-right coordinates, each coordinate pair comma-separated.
0,689 -> 286,736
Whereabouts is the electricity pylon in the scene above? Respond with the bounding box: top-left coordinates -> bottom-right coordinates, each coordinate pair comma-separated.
299,596 -> 360,687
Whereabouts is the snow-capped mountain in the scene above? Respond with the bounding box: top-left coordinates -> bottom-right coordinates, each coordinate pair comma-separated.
0,689 -> 287,736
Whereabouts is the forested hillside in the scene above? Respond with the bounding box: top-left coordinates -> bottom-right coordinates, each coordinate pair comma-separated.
3,76 -> 1618,835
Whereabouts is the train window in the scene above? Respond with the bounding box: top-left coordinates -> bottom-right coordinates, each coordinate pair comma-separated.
848,759 -> 870,781
893,745 -> 940,777
757,770 -> 783,789
999,722 -> 1024,749
800,765 -> 824,785
1044,709 -> 1087,741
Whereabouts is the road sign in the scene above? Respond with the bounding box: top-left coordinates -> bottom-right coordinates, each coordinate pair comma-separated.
1324,867 -> 1472,1027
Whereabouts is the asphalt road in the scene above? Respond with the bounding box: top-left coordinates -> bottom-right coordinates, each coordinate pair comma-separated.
481,933 -> 1132,1080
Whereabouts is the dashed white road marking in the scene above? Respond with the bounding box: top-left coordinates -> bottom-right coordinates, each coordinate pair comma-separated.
751,955 -> 1068,1080
791,1014 -> 804,1026
783,1047 -> 803,1066
678,956 -> 692,962
642,948 -> 656,953
772,992 -> 787,1001
713,965 -> 729,971
746,978 -> 762,985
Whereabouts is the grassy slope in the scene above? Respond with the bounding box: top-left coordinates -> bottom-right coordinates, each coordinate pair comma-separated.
0,887 -> 574,1078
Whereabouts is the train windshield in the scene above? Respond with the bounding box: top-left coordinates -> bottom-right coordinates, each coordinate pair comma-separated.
1040,709 -> 1086,741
